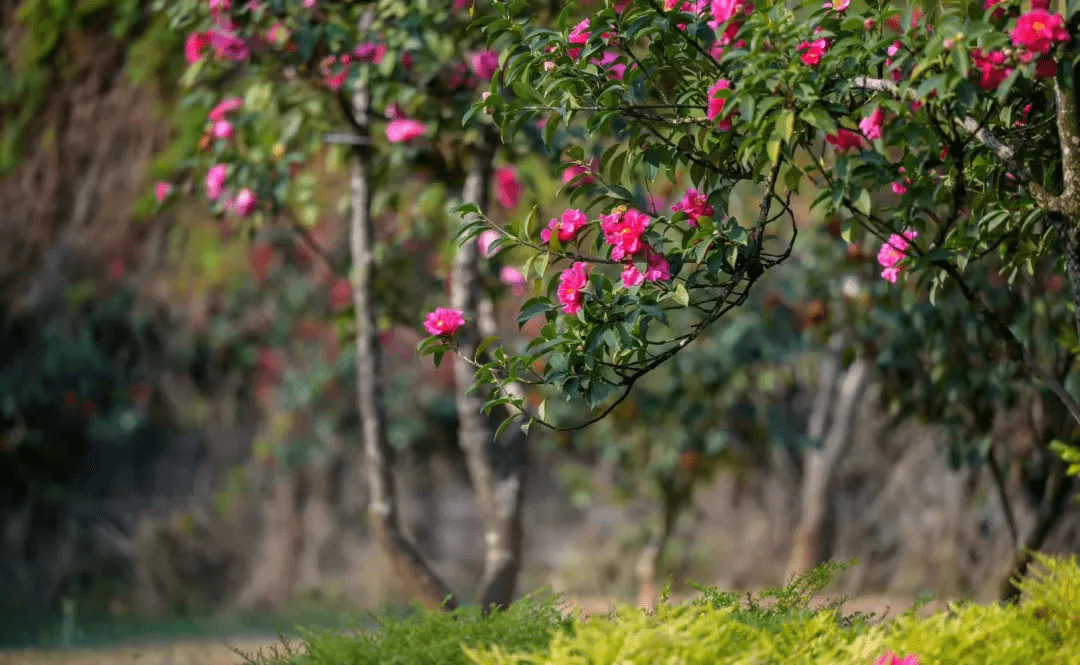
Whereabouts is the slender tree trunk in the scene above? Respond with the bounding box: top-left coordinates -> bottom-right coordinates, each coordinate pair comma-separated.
999,459 -> 1072,603
451,127 -> 529,612
635,478 -> 682,611
348,77 -> 455,611
785,347 -> 871,581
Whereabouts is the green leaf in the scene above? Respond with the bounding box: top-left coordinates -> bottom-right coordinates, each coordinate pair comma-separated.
475,336 -> 499,360
517,297 -> 554,328
854,190 -> 872,217
672,283 -> 690,306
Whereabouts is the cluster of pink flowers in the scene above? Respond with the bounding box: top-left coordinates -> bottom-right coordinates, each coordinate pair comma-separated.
423,307 -> 465,336
600,207 -> 651,261
495,166 -> 522,209
671,189 -> 714,226
557,261 -> 591,314
590,51 -> 627,80
970,48 -> 1011,90
707,78 -> 736,130
208,96 -> 242,141
877,230 -> 917,283
542,209 -> 588,244
567,18 -> 591,59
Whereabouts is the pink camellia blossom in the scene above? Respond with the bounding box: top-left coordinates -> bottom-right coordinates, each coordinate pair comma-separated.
329,279 -> 351,312
353,42 -> 387,64
446,62 -> 471,92
185,32 -> 211,63
825,129 -> 864,152
232,188 -> 258,217
267,22 -> 289,45
671,189 -> 714,226
798,38 -> 829,66
212,120 -> 235,139
707,78 -> 736,130
823,0 -> 849,10
386,118 -> 427,143
891,181 -> 908,195
209,97 -> 242,122
542,208 -> 588,244
206,164 -> 228,200
859,107 -> 885,140
500,266 -> 527,295
423,307 -> 465,336
557,262 -> 591,314
1011,10 -> 1070,55
600,207 -> 651,261
495,166 -> 522,209
709,0 -> 748,26
568,18 -> 591,59
303,0 -> 316,7
210,30 -> 249,61
470,50 -> 501,80
592,51 -> 627,80
876,650 -> 921,665
877,230 -> 917,283
621,246 -> 671,287
478,230 -> 502,258
984,0 -> 1007,20
970,48 -> 1011,90
562,161 -> 598,186
154,182 -> 171,203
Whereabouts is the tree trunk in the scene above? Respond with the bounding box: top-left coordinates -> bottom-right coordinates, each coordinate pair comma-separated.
635,478 -> 682,611
785,346 -> 871,581
349,77 -> 455,611
451,127 -> 529,612
999,459 -> 1072,602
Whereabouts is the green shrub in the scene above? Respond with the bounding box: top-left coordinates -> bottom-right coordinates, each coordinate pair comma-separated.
247,556 -> 1080,665
238,592 -> 572,665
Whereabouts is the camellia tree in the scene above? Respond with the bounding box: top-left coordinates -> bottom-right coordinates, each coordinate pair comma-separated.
417,0 -> 1080,596
161,0 -> 566,611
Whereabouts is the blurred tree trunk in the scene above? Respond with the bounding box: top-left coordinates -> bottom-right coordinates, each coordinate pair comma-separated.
451,127 -> 529,612
999,459 -> 1072,602
348,77 -> 455,611
786,341 -> 871,581
635,476 -> 685,611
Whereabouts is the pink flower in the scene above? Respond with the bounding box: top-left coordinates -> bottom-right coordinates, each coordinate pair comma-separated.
212,119 -> 234,139
206,164 -> 228,200
798,38 -> 829,66
557,262 -> 590,314
154,182 -> 171,203
562,161 -> 598,186
386,118 -> 427,143
671,189 -> 714,226
478,230 -> 502,258
352,42 -> 387,64
591,51 -> 627,79
423,307 -> 465,336
267,22 -> 290,46
709,0 -> 748,26
303,0 -> 315,7
1011,10 -> 1069,55
401,51 -> 415,68
970,48 -> 1011,90
825,129 -> 864,152
500,266 -> 527,295
707,78 -> 736,130
984,0 -> 1007,19
470,50 -> 501,80
621,246 -> 671,287
568,18 -> 591,58
185,32 -> 211,63
209,97 -> 242,121
495,166 -> 522,209
232,188 -> 257,217
541,208 -> 588,243
891,181 -> 907,195
876,650 -> 921,665
600,207 -> 651,261
330,279 -> 351,312
824,0 -> 849,10
210,30 -> 249,61
877,230 -> 917,283
859,107 -> 885,140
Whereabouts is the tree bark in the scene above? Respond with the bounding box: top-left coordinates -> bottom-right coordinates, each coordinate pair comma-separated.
451,126 -> 529,612
349,77 -> 455,611
785,346 -> 871,581
635,477 -> 682,611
